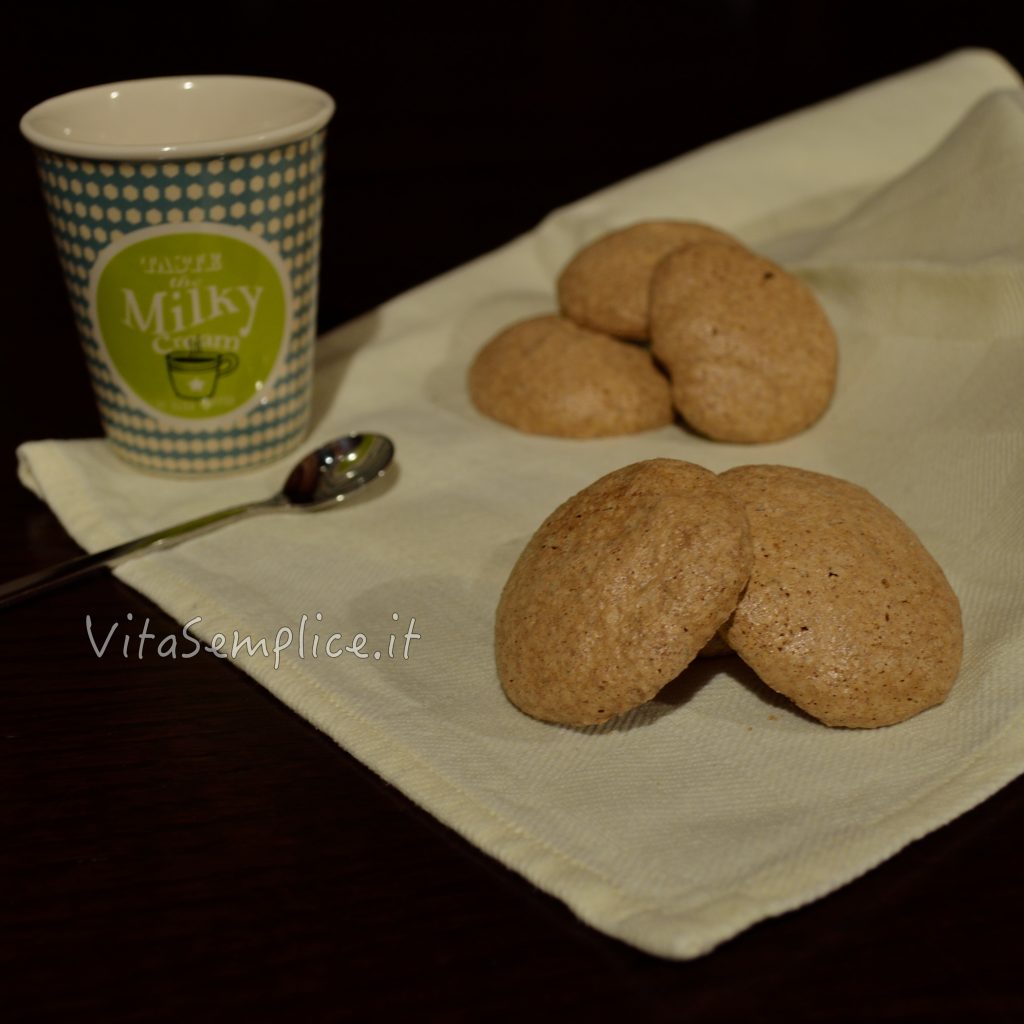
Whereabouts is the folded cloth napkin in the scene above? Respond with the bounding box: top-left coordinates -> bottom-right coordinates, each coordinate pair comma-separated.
18,48 -> 1024,959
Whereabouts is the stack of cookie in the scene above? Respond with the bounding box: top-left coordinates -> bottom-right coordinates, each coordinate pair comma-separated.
469,221 -> 838,442
495,460 -> 962,730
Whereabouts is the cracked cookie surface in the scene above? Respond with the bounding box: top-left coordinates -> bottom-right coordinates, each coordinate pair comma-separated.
496,459 -> 752,726
719,465 -> 963,728
469,315 -> 673,437
557,220 -> 739,340
650,242 -> 838,442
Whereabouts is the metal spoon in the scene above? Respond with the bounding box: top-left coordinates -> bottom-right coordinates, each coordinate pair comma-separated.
0,432 -> 395,609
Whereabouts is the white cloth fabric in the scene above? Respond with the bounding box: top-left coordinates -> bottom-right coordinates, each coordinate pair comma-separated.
18,48 -> 1024,958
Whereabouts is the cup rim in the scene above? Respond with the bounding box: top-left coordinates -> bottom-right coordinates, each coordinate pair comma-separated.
20,74 -> 335,160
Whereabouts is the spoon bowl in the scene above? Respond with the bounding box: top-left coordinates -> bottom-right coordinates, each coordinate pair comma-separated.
0,432 -> 395,608
282,433 -> 394,506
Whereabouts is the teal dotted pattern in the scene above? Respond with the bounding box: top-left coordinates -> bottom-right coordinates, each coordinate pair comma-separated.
32,132 -> 326,475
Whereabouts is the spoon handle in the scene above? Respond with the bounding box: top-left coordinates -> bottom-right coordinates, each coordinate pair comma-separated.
0,498 -> 279,609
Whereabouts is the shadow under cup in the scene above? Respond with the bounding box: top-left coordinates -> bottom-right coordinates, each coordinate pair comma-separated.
20,76 -> 335,475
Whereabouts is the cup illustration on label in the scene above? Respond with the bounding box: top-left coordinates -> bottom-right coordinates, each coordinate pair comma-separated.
166,343 -> 240,400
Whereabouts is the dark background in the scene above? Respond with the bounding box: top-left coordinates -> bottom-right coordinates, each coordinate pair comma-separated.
3,3 -> 1023,1022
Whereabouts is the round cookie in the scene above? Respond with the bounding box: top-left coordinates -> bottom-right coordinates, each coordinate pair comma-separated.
468,314 -> 673,438
649,241 -> 838,442
719,465 -> 963,728
557,220 -> 740,341
495,459 -> 752,726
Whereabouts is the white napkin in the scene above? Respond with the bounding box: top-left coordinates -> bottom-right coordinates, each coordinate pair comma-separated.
18,48 -> 1024,959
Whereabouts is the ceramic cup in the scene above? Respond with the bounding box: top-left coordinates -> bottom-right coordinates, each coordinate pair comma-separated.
20,76 -> 335,475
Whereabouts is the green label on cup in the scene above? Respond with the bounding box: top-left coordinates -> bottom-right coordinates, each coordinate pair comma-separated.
90,224 -> 291,423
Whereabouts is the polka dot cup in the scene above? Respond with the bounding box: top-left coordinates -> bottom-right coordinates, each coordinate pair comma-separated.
20,76 -> 334,475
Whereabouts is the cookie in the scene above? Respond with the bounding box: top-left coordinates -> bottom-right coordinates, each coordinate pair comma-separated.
468,314 -> 673,438
650,242 -> 838,442
495,459 -> 752,725
557,220 -> 739,341
719,465 -> 963,728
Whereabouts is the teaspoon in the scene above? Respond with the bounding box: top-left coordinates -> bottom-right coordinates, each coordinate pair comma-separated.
0,432 -> 395,609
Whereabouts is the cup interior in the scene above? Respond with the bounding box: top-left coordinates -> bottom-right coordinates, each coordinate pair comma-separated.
20,76 -> 334,159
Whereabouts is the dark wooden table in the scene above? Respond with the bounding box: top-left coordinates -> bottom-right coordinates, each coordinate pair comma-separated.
3,7 -> 1023,1021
